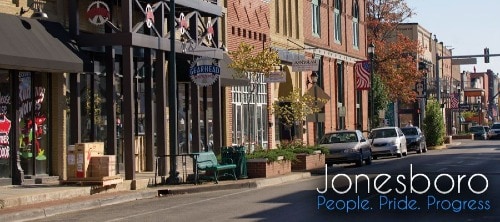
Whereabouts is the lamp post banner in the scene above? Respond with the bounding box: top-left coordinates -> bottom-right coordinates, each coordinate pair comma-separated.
355,60 -> 371,90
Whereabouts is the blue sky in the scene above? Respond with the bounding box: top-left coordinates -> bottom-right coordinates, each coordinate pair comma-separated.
405,0 -> 500,74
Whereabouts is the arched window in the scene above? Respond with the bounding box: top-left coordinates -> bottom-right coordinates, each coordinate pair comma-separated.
312,0 -> 321,36
352,0 -> 360,48
334,0 -> 342,43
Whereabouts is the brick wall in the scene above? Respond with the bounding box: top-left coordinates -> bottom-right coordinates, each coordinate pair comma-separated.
247,159 -> 291,178
292,153 -> 325,171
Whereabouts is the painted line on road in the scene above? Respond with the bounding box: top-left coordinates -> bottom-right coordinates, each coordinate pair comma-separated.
436,167 -> 448,172
104,189 -> 255,222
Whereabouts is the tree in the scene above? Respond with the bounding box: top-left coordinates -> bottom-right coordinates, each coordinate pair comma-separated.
228,42 -> 281,148
423,99 -> 445,146
270,88 -> 327,140
366,0 -> 425,104
228,42 -> 281,79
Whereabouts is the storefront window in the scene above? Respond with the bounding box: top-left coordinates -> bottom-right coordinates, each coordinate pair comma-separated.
0,70 -> 11,178
18,72 -> 50,175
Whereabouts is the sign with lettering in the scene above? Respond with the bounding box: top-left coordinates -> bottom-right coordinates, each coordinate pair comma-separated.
189,57 -> 221,87
292,59 -> 319,72
264,71 -> 286,83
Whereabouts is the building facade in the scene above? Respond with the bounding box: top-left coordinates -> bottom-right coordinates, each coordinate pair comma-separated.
303,0 -> 369,143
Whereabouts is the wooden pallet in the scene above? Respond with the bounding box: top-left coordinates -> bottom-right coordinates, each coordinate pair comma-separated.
63,176 -> 123,186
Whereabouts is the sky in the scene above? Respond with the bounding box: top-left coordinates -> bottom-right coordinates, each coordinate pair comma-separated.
405,0 -> 500,74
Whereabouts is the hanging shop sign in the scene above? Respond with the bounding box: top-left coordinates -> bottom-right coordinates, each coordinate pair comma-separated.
145,4 -> 155,28
189,57 -> 221,87
264,71 -> 286,83
86,1 -> 110,26
292,59 -> 319,72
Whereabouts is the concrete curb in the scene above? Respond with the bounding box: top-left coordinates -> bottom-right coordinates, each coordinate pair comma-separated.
0,172 -> 311,221
0,190 -> 158,222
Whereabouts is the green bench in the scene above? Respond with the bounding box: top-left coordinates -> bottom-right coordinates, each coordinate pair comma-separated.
195,151 -> 237,184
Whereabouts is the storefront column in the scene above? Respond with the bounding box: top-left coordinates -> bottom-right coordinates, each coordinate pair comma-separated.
144,48 -> 154,171
212,81 -> 222,154
105,45 -> 117,159
122,0 -> 135,180
11,73 -> 23,185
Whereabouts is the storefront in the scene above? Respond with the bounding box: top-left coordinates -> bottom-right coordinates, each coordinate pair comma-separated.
0,13 -> 85,184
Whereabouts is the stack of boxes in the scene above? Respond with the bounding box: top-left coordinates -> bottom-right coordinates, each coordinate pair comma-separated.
67,142 -> 116,179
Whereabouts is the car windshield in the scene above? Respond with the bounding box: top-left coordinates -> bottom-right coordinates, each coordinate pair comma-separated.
320,132 -> 358,144
470,127 -> 484,132
371,129 -> 397,138
401,128 -> 418,136
492,124 -> 500,130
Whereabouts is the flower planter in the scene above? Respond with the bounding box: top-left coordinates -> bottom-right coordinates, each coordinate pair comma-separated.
246,158 -> 291,178
292,153 -> 325,171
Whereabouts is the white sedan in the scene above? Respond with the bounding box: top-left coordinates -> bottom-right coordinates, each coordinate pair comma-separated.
369,127 -> 407,159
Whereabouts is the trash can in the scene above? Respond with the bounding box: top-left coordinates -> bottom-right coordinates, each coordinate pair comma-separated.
220,146 -> 247,179
233,145 -> 248,179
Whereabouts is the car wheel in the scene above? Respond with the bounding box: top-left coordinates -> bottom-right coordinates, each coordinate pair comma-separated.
416,143 -> 422,154
373,156 -> 378,160
403,152 -> 407,156
397,153 -> 403,158
356,157 -> 363,167
365,155 -> 372,165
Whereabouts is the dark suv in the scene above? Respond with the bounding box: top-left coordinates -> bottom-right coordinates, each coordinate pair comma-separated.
488,122 -> 500,139
401,126 -> 427,153
469,125 -> 488,140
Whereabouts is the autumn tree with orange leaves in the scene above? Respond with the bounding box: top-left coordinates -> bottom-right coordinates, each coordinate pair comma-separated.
366,0 -> 425,104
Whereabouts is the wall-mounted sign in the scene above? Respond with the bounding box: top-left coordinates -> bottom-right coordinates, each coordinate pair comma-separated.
264,71 -> 286,83
145,4 -> 154,28
86,1 -> 110,26
292,59 -> 319,72
189,57 -> 221,87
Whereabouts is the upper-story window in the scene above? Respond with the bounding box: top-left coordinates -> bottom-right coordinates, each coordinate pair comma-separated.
334,0 -> 342,43
312,0 -> 321,37
352,0 -> 359,48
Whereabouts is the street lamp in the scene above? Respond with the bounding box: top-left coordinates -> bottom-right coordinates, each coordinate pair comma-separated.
311,72 -> 319,144
368,43 -> 375,130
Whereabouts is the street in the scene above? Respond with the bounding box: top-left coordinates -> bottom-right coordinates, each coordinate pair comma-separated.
32,140 -> 500,222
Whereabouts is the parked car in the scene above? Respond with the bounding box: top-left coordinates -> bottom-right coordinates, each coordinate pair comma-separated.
369,127 -> 407,159
401,126 -> 427,154
319,130 -> 372,167
488,122 -> 500,139
469,125 -> 488,140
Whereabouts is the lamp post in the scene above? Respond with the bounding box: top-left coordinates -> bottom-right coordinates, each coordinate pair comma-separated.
311,72 -> 319,144
457,83 -> 461,133
368,43 -> 375,130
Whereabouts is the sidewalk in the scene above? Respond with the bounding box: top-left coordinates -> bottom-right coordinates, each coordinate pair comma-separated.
0,172 -> 311,222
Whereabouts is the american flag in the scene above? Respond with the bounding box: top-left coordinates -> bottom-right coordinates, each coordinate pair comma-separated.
355,60 -> 371,90
450,93 -> 459,109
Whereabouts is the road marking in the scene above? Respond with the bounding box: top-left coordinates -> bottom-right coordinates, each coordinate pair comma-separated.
436,167 -> 448,172
104,189 -> 255,222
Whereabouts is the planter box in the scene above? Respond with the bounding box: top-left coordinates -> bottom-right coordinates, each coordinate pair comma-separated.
247,158 -> 291,178
292,153 -> 325,171
452,134 -> 474,140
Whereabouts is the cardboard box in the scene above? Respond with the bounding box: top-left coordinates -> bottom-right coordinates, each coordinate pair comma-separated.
67,151 -> 76,178
75,142 -> 105,178
90,155 -> 116,177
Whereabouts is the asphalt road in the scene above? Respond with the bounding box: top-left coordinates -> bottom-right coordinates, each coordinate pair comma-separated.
32,139 -> 500,222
